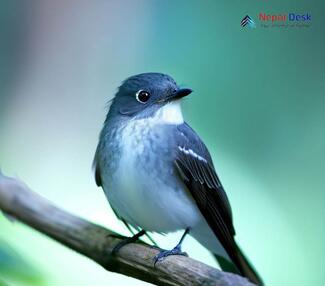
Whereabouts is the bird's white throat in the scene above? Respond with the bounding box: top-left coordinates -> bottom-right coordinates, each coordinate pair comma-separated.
118,101 -> 184,140
153,100 -> 184,125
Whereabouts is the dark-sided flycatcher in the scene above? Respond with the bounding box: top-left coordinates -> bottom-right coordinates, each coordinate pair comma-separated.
94,73 -> 263,285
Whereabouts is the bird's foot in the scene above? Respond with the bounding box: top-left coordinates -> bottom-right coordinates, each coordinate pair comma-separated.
112,230 -> 146,255
153,245 -> 188,266
106,233 -> 126,239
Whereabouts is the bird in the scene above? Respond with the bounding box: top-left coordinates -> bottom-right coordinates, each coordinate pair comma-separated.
93,72 -> 263,285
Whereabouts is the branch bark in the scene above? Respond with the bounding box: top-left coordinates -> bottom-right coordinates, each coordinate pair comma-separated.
0,172 -> 254,286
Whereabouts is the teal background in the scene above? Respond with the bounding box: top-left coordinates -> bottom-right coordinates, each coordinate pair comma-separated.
0,1 -> 324,285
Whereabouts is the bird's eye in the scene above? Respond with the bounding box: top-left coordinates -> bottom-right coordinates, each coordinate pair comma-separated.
136,90 -> 150,103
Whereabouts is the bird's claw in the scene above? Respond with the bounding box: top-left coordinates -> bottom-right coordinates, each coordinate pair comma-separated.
112,237 -> 134,255
111,230 -> 146,255
153,246 -> 188,266
106,233 -> 127,239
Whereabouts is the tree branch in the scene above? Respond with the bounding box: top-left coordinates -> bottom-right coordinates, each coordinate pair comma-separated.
0,172 -> 254,286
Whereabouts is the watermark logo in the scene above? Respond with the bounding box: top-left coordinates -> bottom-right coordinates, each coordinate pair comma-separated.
241,15 -> 256,28
241,12 -> 311,29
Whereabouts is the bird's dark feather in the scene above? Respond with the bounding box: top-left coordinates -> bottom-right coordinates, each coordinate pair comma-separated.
175,123 -> 242,268
176,123 -> 234,234
94,164 -> 102,187
175,123 -> 263,286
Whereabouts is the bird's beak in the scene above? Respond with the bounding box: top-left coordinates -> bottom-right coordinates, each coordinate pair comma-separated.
171,88 -> 193,100
157,88 -> 193,103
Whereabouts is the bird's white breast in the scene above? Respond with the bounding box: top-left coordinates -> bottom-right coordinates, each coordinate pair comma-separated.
102,102 -> 202,232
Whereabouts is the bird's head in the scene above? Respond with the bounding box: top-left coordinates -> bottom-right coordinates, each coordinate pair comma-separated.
107,73 -> 192,123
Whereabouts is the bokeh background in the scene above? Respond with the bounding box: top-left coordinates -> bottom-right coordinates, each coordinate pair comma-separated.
0,1 -> 324,285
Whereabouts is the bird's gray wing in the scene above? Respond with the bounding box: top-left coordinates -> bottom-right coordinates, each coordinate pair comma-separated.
94,162 -> 102,187
174,124 -> 263,284
174,123 -> 239,264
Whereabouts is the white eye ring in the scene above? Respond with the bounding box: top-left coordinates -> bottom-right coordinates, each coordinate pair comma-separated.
135,90 -> 150,103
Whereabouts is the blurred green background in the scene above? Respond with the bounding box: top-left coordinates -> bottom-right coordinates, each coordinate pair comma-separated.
0,1 -> 324,285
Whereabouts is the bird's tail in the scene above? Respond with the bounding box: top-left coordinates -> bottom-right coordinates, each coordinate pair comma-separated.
191,223 -> 263,285
214,244 -> 264,286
